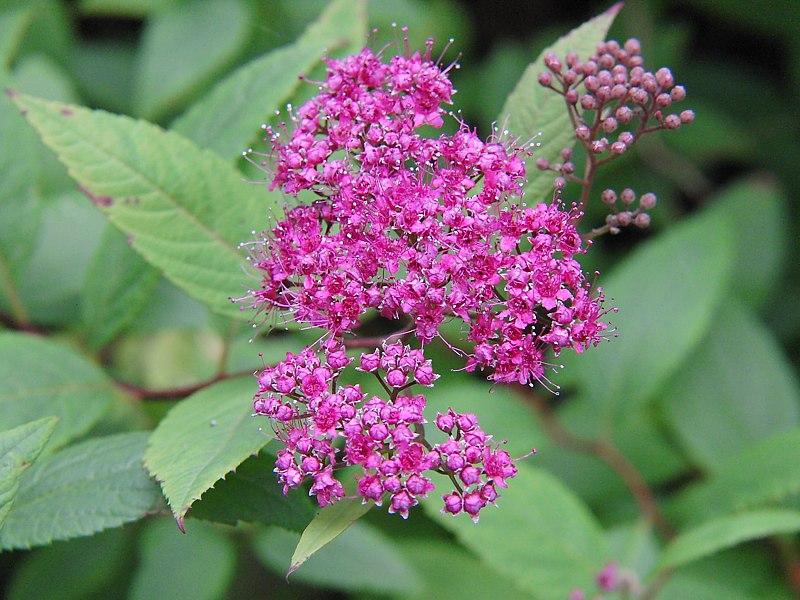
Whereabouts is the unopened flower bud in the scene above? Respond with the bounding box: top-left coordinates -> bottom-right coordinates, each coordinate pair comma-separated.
616,211 -> 633,226
597,70 -> 613,87
655,67 -> 674,88
612,64 -> 628,83
601,189 -> 617,205
565,89 -> 579,104
580,94 -> 597,110
563,69 -> 577,85
554,176 -> 567,189
656,92 -> 672,107
561,161 -> 575,174
535,158 -> 550,170
436,412 -> 455,433
680,109 -> 695,124
560,147 -> 573,161
599,53 -> 614,69
537,71 -> 552,87
630,87 -> 648,104
634,213 -> 651,228
610,141 -> 627,154
591,139 -> 608,154
621,188 -> 636,204
544,53 -> 562,73
618,131 -> 635,145
670,85 -> 686,101
602,117 -> 618,133
664,114 -> 681,129
616,106 -> 633,122
596,85 -> 611,102
639,192 -> 657,209
611,83 -> 627,99
575,125 -> 591,140
584,75 -> 599,92
624,38 -> 641,56
642,73 -> 658,93
565,51 -> 579,67
581,60 -> 597,75
606,40 -> 620,53
443,493 -> 463,515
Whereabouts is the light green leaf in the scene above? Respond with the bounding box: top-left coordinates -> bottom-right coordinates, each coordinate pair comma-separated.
255,520 -> 421,594
173,0 -> 367,160
144,377 -> 270,530
662,300 -> 800,469
8,92 -> 269,319
0,332 -> 116,453
559,201 -> 736,421
0,431 -> 162,550
129,518 -> 236,600
81,225 -> 161,350
657,510 -> 800,571
79,0 -> 179,17
133,0 -> 251,121
497,3 -> 622,201
0,417 -> 58,528
669,427 -> 800,525
0,7 -> 32,68
6,528 -> 131,600
424,466 -> 609,600
289,496 -> 372,577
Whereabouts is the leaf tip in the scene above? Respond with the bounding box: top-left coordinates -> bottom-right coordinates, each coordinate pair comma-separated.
175,513 -> 187,533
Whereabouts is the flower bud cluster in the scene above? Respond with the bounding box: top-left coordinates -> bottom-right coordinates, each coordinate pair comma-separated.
539,38 -> 693,159
569,562 -> 643,599
600,188 -> 657,233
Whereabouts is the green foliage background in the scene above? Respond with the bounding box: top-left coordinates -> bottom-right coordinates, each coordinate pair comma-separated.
1,0 -> 799,598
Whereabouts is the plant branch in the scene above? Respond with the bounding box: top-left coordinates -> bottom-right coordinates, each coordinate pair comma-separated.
115,369 -> 255,401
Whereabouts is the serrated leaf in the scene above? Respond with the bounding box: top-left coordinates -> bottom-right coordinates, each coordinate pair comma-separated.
670,427 -> 800,525
256,520 -> 422,594
173,0 -> 367,160
0,431 -> 161,549
144,377 -> 270,530
423,466 -> 609,600
187,451 -> 315,533
497,3 -> 621,201
559,201 -> 736,422
8,92 -> 270,319
129,518 -> 236,600
662,300 -> 800,469
81,225 -> 161,350
133,0 -> 251,121
289,496 -> 372,577
0,417 -> 58,528
6,527 -> 131,600
0,332 -> 116,453
657,510 -> 800,571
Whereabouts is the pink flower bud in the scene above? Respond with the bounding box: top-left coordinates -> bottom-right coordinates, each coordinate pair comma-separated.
656,92 -> 672,107
611,141 -> 627,154
655,67 -> 674,88
565,89 -> 579,104
443,493 -> 462,515
616,106 -> 633,122
671,85 -> 686,101
634,213 -> 651,228
624,38 -> 641,56
664,114 -> 681,129
639,192 -> 657,209
563,69 -> 577,85
680,109 -> 695,124
621,188 -> 636,204
616,211 -> 633,226
602,117 -> 618,133
601,189 -> 617,205
575,125 -> 591,140
580,94 -> 597,110
544,53 -> 562,73
537,71 -> 552,86
535,157 -> 550,171
583,75 -> 599,92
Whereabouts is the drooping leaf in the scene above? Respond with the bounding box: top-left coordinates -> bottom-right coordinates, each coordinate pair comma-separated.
657,510 -> 800,571
173,0 -> 367,160
187,451 -> 315,533
662,300 -> 800,469
424,465 -> 610,600
0,431 -> 162,550
289,496 -> 372,577
255,521 -> 422,594
81,225 -> 161,350
8,92 -> 270,319
0,332 -> 116,453
144,377 -> 270,530
129,517 -> 236,600
6,527 -> 131,600
558,200 -> 736,422
497,3 -> 622,201
0,417 -> 58,528
133,0 -> 251,122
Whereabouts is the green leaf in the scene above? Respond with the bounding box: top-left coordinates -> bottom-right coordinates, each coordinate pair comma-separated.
187,451 -> 315,533
657,510 -> 800,571
497,3 -> 622,201
173,0 -> 367,160
670,427 -> 800,525
0,332 -> 116,453
79,0 -> 179,17
8,92 -> 269,319
133,0 -> 251,121
0,7 -> 32,68
423,465 -> 609,600
289,496 -> 372,577
129,517 -> 236,600
0,431 -> 162,549
81,225 -> 161,350
6,527 -> 132,600
559,201 -> 736,421
255,520 -> 422,594
662,300 -> 800,469
144,377 -> 270,530
0,417 -> 58,528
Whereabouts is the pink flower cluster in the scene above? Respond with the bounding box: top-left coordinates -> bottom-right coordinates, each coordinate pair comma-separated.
255,341 -> 516,520
242,37 -> 609,519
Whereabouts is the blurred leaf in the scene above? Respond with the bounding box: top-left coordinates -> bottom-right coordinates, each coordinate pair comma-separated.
144,377 -> 270,530
289,496 -> 372,577
187,451 -> 315,533
6,528 -> 131,600
662,300 -> 800,469
0,431 -> 161,550
702,176 -> 789,310
70,40 -> 137,114
173,0 -> 367,160
133,0 -> 251,121
129,518 -> 236,600
81,226 -> 161,350
0,417 -> 58,527
13,53 -> 79,103
424,465 -> 609,600
9,92 -> 269,319
0,332 -> 116,453
15,0 -> 72,67
79,0 -> 180,17
255,520 -> 421,594
0,6 -> 32,68
498,3 -> 622,201
686,0 -> 800,38
657,510 -> 800,571
392,538 -> 531,600
670,427 -> 800,525
559,200 -> 736,422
